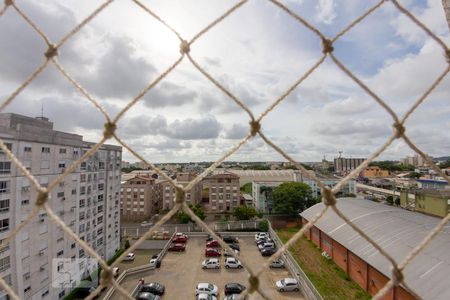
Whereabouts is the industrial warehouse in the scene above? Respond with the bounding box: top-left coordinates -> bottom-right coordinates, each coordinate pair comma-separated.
301,198 -> 450,300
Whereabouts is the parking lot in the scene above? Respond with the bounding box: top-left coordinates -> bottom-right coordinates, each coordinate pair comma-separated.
110,235 -> 304,299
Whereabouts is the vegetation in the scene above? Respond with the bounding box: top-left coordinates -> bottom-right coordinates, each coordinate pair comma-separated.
177,204 -> 206,223
273,182 -> 317,215
386,195 -> 394,205
243,164 -> 271,170
369,161 -> 414,172
408,171 -> 421,179
258,219 -> 269,232
394,197 -> 400,206
276,227 -> 371,300
240,182 -> 252,194
440,159 -> 450,168
232,205 -> 262,220
121,166 -> 145,173
124,239 -> 130,249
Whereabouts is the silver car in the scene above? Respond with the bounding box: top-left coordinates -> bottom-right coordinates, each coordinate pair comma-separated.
195,283 -> 219,296
269,259 -> 285,268
196,293 -> 217,300
276,278 -> 299,292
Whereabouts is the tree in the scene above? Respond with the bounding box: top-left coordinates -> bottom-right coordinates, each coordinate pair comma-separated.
408,172 -> 420,179
176,204 -> 206,223
232,205 -> 259,220
386,195 -> 394,205
394,197 -> 400,206
124,239 -> 130,249
440,159 -> 450,168
273,182 -> 313,215
240,183 -> 252,194
259,220 -> 269,232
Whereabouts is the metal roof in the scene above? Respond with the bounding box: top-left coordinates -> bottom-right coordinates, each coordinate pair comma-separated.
301,198 -> 450,300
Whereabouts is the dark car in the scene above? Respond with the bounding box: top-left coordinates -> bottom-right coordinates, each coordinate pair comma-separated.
206,233 -> 221,242
261,247 -> 277,256
168,243 -> 186,252
223,236 -> 239,244
205,248 -> 221,257
228,243 -> 240,251
206,240 -> 220,248
140,282 -> 165,295
224,283 -> 246,295
256,238 -> 272,246
135,292 -> 161,300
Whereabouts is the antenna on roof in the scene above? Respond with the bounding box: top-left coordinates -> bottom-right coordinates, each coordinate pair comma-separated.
338,151 -> 342,158
41,102 -> 44,118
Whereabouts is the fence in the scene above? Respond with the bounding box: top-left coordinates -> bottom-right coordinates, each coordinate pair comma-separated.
0,1 -> 449,300
269,225 -> 323,300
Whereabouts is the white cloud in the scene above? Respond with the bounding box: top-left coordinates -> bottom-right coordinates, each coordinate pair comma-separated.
315,0 -> 337,24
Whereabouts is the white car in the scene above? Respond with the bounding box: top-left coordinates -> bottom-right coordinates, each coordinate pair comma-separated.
202,258 -> 220,269
175,232 -> 188,239
112,267 -> 120,277
269,259 -> 285,268
276,278 -> 299,292
258,242 -> 275,250
123,252 -> 135,261
149,258 -> 158,269
195,283 -> 218,296
224,257 -> 243,269
255,232 -> 269,240
196,293 -> 217,300
223,249 -> 239,257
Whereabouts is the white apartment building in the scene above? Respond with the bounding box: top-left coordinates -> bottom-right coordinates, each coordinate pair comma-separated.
0,113 -> 121,300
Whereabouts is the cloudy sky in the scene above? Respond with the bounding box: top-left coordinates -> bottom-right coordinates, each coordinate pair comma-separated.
0,0 -> 449,163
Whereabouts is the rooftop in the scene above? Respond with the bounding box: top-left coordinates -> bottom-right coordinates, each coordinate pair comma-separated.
301,198 -> 450,300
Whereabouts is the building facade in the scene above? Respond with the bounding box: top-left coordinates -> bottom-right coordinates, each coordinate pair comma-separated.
161,173 -> 201,211
334,157 -> 366,174
202,173 -> 240,213
361,166 -> 390,178
0,113 -> 121,300
120,175 -> 162,221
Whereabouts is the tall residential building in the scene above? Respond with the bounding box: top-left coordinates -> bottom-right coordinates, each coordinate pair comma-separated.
0,113 -> 121,300
161,173 -> 202,211
202,172 -> 240,213
120,175 -> 162,221
334,157 -> 366,174
401,154 -> 432,167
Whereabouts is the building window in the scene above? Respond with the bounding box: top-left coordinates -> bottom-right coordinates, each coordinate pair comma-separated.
0,200 -> 9,213
58,290 -> 65,299
24,146 -> 32,152
21,199 -> 29,205
57,192 -> 64,198
0,162 -> 11,174
59,148 -> 66,154
58,161 -> 66,168
56,250 -> 64,257
40,160 -> 50,169
0,219 -> 9,232
0,181 -> 9,194
41,147 -> 50,153
0,143 -> 12,154
0,257 -> 10,272
42,289 -> 49,297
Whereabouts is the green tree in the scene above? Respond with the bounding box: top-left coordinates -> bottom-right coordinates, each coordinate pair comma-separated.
408,172 -> 420,179
240,183 -> 252,194
232,205 -> 259,220
273,182 -> 313,215
440,160 -> 450,168
386,195 -> 394,205
124,239 -> 130,249
176,204 -> 206,223
176,211 -> 191,224
259,220 -> 269,232
394,197 -> 400,206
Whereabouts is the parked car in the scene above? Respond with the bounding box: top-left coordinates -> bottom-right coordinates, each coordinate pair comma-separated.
255,232 -> 269,240
140,221 -> 154,227
223,249 -> 239,257
269,259 -> 285,268
123,252 -> 135,261
168,243 -> 186,252
202,258 -> 220,269
276,278 -> 299,292
206,233 -> 221,242
206,240 -> 220,248
175,232 -> 188,239
224,283 -> 246,295
112,267 -> 120,277
173,236 -> 188,243
261,248 -> 277,256
224,257 -> 242,269
140,282 -> 165,295
205,248 -> 221,257
224,294 -> 247,300
195,283 -> 219,296
228,243 -> 240,251
135,292 -> 161,300
223,236 -> 238,244
256,238 -> 272,246
197,293 -> 217,300
149,258 -> 159,269
258,242 -> 275,251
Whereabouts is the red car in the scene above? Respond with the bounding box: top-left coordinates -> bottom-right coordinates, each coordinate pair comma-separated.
168,243 -> 186,252
206,240 -> 220,248
205,248 -> 221,257
173,236 -> 188,243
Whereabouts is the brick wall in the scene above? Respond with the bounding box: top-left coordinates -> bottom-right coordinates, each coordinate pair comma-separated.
368,266 -> 392,300
348,252 -> 368,289
332,240 -> 348,272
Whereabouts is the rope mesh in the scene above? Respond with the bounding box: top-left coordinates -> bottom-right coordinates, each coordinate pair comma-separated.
0,0 -> 449,299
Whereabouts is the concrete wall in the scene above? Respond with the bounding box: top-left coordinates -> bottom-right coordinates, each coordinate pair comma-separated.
415,194 -> 447,217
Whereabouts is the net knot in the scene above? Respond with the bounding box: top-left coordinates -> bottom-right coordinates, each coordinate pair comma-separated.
321,38 -> 334,54
44,44 -> 58,59
445,49 -> 450,64
175,188 -> 185,204
179,40 -> 190,55
36,189 -> 48,206
249,120 -> 260,137
103,122 -> 116,139
4,0 -> 13,6
393,122 -> 405,138
248,275 -> 259,293
392,266 -> 404,285
100,267 -> 113,287
322,188 -> 336,206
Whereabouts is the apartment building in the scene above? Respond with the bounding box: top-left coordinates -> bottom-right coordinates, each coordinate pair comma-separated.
161,173 -> 201,211
120,175 -> 162,221
202,172 -> 240,213
0,113 -> 121,300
